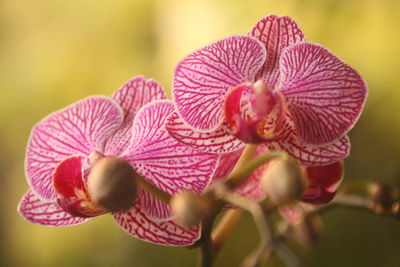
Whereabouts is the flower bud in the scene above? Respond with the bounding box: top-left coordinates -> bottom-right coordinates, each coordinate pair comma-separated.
87,157 -> 138,212
170,191 -> 213,228
261,159 -> 306,204
368,182 -> 398,212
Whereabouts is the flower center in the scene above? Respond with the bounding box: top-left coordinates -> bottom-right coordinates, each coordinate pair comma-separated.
224,80 -> 286,144
52,154 -> 139,217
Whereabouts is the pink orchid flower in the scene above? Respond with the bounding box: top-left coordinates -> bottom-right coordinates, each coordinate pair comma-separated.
166,15 -> 368,166
18,76 -> 219,246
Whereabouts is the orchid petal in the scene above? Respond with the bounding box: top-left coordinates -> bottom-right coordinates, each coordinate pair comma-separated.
57,198 -> 107,218
26,96 -> 124,200
138,189 -> 172,222
305,161 -> 344,191
18,190 -> 89,226
266,131 -> 350,166
173,35 -> 266,131
279,42 -> 368,145
165,112 -> 245,154
212,149 -> 243,181
114,203 -> 200,246
124,100 -> 218,215
104,77 -> 167,155
264,111 -> 350,165
235,161 -> 268,201
301,185 -> 336,204
52,155 -> 86,198
212,147 -> 267,202
249,15 -> 305,89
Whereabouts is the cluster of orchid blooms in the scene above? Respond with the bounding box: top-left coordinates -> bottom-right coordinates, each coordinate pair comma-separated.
19,15 -> 371,265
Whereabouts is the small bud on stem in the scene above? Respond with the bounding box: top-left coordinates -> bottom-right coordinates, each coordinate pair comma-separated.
261,159 -> 306,204
170,191 -> 214,228
88,157 -> 138,212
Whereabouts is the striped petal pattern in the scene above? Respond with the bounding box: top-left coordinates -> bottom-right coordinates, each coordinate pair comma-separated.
249,15 -> 305,89
138,189 -> 173,221
114,203 -> 200,246
165,112 -> 245,154
18,190 -> 89,226
104,76 -> 167,155
265,134 -> 350,166
279,43 -> 368,145
26,96 -> 124,200
173,35 -> 266,131
124,100 -> 218,217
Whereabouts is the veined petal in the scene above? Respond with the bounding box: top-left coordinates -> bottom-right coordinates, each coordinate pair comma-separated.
279,42 -> 368,145
113,203 -> 200,246
266,134 -> 350,166
249,15 -> 305,89
26,96 -> 124,200
104,76 -> 167,155
124,100 -> 218,214
165,112 -> 245,154
138,189 -> 172,222
212,147 -> 267,202
212,149 -> 243,181
173,35 -> 266,131
18,190 -> 89,226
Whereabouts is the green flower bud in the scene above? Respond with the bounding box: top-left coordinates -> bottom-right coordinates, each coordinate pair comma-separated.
170,191 -> 213,228
88,157 -> 138,212
261,159 -> 306,204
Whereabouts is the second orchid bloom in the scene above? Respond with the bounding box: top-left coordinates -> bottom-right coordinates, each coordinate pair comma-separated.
166,15 -> 367,166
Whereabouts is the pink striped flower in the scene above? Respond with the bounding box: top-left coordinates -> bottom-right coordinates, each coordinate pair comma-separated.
166,15 -> 368,166
18,76 -> 218,246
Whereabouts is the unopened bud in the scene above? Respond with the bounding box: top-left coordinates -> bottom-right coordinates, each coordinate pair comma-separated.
261,159 -> 306,204
368,182 -> 398,214
170,191 -> 213,228
88,157 -> 138,212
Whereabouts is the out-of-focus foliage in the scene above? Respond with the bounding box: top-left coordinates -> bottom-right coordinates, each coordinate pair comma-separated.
1,0 -> 399,266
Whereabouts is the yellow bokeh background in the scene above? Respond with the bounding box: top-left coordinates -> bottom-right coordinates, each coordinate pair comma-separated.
1,0 -> 400,266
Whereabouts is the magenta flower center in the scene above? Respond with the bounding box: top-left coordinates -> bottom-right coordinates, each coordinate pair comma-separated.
224,80 -> 287,144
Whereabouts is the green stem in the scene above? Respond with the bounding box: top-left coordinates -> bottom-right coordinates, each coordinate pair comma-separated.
136,175 -> 171,203
226,150 -> 289,189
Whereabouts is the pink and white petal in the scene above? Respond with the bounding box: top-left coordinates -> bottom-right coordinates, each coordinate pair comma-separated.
266,135 -> 350,166
249,15 -> 305,89
104,77 -> 167,155
26,96 -> 124,200
235,161 -> 268,201
112,76 -> 167,121
138,189 -> 173,222
173,35 -> 266,131
165,112 -> 245,154
212,149 -> 243,181
124,100 -> 218,198
113,203 -> 200,246
279,42 -> 368,146
18,190 -> 89,226
212,146 -> 267,202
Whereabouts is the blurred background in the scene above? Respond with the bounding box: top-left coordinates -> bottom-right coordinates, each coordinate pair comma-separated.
1,0 -> 400,266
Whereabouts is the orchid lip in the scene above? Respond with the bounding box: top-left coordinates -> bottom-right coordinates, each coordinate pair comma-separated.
224,82 -> 287,144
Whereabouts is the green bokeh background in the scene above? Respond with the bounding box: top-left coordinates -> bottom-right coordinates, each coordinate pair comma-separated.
1,0 -> 399,266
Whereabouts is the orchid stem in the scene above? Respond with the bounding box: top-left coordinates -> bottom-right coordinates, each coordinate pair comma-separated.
333,193 -> 374,210
211,209 -> 243,253
226,150 -> 289,189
